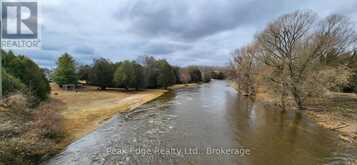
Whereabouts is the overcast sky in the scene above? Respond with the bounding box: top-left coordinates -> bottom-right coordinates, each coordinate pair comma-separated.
12,0 -> 357,68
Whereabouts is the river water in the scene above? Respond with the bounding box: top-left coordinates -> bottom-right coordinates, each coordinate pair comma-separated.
44,80 -> 356,165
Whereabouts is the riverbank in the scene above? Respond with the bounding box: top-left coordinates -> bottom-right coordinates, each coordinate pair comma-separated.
44,80 -> 356,165
230,81 -> 357,144
304,92 -> 357,144
167,83 -> 198,90
258,89 -> 357,144
48,86 -> 165,148
46,83 -> 199,149
0,82 -> 199,164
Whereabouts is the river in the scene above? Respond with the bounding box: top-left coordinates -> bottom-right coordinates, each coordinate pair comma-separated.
44,80 -> 357,165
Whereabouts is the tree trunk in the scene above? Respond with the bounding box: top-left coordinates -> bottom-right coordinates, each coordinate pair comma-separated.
289,80 -> 305,110
280,81 -> 288,111
291,89 -> 305,110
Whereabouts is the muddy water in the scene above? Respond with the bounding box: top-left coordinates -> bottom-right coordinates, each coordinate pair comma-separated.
44,80 -> 356,165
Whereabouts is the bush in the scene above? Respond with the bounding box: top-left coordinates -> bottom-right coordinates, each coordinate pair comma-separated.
2,70 -> 26,97
2,51 -> 50,102
0,136 -> 60,165
0,139 -> 33,165
17,56 -> 50,102
0,94 -> 64,165
343,71 -> 357,93
32,107 -> 64,140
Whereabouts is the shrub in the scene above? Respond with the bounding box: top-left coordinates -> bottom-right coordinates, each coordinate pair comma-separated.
2,70 -> 26,97
0,94 -> 62,165
2,51 -> 50,102
0,139 -> 33,165
32,107 -> 64,140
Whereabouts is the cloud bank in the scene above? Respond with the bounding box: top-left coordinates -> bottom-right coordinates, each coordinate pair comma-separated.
11,0 -> 357,68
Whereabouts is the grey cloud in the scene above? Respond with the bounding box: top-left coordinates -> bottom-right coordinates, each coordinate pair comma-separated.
114,0 -> 302,41
142,42 -> 191,55
73,46 -> 96,55
13,0 -> 357,68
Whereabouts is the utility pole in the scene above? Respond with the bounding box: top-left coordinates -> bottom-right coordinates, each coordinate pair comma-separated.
0,0 -> 3,100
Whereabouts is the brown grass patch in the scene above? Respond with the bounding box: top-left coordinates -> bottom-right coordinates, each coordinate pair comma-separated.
46,84 -> 166,147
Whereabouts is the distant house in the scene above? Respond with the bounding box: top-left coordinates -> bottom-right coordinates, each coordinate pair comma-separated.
62,80 -> 88,91
62,84 -> 76,91
77,80 -> 87,88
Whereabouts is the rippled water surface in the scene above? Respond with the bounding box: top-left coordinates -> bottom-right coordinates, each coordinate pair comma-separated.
44,80 -> 357,165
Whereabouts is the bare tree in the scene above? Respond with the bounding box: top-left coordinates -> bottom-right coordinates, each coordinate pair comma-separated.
316,14 -> 357,65
256,11 -> 317,109
232,43 -> 260,96
256,11 -> 356,110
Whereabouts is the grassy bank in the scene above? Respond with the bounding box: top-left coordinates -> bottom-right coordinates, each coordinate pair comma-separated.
47,83 -> 199,148
0,83 -> 199,164
46,85 -> 167,148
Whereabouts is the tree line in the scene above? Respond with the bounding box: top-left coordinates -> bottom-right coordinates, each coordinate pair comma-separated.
1,50 -> 228,104
52,54 -> 218,90
230,10 -> 357,110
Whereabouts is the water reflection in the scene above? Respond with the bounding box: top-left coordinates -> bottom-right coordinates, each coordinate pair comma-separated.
44,80 -> 356,165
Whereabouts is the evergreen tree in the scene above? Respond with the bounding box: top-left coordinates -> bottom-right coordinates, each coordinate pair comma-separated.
53,53 -> 78,86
